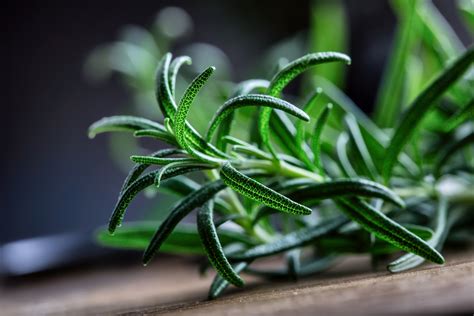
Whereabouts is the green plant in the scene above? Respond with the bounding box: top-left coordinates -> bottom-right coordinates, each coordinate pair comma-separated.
89,2 -> 474,300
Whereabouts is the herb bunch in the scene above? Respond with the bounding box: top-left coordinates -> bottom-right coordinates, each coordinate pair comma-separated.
90,43 -> 473,298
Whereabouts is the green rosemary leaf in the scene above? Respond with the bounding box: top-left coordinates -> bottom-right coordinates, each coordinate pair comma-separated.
168,56 -> 192,97
130,155 -> 197,165
402,224 -> 434,240
119,149 -> 184,195
142,180 -> 226,264
311,103 -> 332,173
344,114 -> 379,180
269,111 -> 315,167
231,79 -> 270,96
337,198 -> 444,264
383,47 -> 474,182
207,94 -> 310,143
197,200 -> 244,287
231,145 -> 272,160
155,53 -> 177,119
443,97 -> 474,132
387,198 -> 450,272
133,129 -> 177,145
215,79 -> 270,150
173,66 -> 227,159
290,179 -> 405,208
374,0 -> 417,128
175,66 -> 215,150
153,161 -> 213,188
208,262 -> 249,300
458,0 -> 474,33
97,221 -> 255,255
88,115 -> 165,138
295,88 -> 323,145
229,216 -> 348,261
434,131 -> 474,178
259,52 -> 351,158
109,164 -> 215,234
220,162 -> 312,216
158,176 -> 200,196
214,214 -> 243,228
336,133 -> 358,177
97,222 -> 205,255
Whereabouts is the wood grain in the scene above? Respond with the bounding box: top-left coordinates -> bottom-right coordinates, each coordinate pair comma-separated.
2,249 -> 473,315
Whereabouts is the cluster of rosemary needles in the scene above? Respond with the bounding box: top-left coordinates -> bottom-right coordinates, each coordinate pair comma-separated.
90,48 -> 474,299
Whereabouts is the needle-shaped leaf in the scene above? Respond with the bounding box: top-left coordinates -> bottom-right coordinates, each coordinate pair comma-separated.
130,155 -> 197,165
433,131 -> 474,178
88,116 -> 165,138
174,66 -> 226,159
175,66 -> 215,150
336,133 -> 358,177
373,0 -> 417,128
119,148 -> 184,195
290,179 -> 405,208
295,89 -> 324,170
109,164 -> 215,233
443,97 -> 474,132
337,197 -> 444,264
215,80 -> 270,150
197,200 -> 244,287
383,47 -> 474,182
311,103 -> 332,173
153,161 -> 212,188
259,52 -> 351,158
207,94 -> 309,142
142,180 -> 226,264
387,198 -> 462,273
229,216 -> 348,261
133,129 -> 177,145
155,53 -> 177,119
208,262 -> 249,300
220,162 -> 312,215
168,56 -> 192,97
345,114 -> 379,180
97,221 -> 255,254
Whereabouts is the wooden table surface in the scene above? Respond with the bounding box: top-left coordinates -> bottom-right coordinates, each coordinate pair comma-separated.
2,249 -> 473,315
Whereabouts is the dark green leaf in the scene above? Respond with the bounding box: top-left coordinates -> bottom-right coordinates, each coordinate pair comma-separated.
207,94 -> 309,143
220,162 -> 312,216
337,198 -> 444,264
109,164 -> 215,233
142,180 -> 226,264
259,52 -> 351,158
197,200 -> 244,287
229,216 -> 347,261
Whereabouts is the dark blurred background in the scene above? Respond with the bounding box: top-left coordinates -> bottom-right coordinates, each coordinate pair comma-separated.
1,0 -> 469,249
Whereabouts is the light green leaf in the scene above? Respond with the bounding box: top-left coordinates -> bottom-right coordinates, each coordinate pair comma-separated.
168,56 -> 192,96
88,116 -> 165,138
383,47 -> 474,182
311,103 -> 332,173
